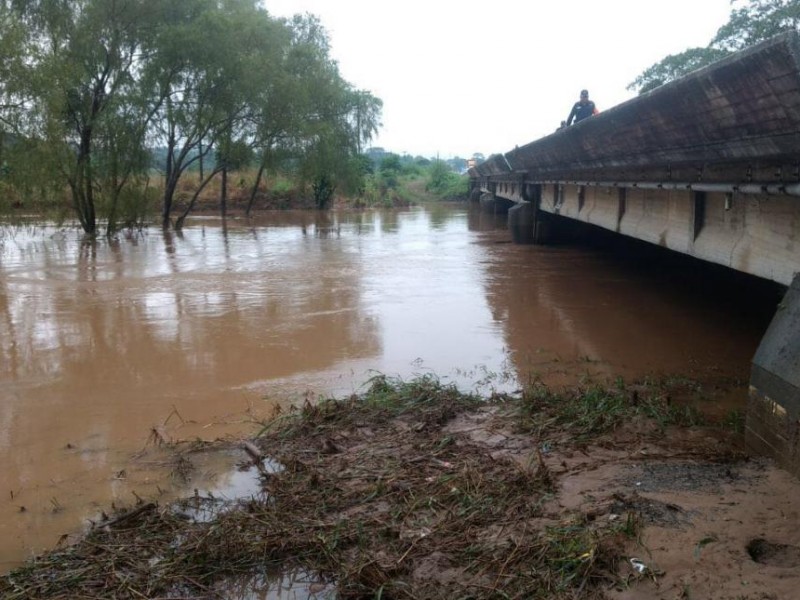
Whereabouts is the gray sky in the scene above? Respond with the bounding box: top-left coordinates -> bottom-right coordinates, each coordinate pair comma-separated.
264,0 -> 734,159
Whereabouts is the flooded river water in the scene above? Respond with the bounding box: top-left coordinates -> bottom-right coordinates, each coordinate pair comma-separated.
0,203 -> 782,572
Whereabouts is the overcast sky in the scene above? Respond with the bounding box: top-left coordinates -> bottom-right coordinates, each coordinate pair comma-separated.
264,0 -> 734,159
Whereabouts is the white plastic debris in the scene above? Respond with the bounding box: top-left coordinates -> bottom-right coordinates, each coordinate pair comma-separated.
630,558 -> 647,573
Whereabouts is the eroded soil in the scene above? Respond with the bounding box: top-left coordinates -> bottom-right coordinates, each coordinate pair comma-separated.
2,378 -> 799,599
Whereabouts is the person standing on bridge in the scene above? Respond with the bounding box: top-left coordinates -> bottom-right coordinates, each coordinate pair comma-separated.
566,89 -> 599,126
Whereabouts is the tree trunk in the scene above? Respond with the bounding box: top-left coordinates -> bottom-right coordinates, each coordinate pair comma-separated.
198,138 -> 204,182
176,168 -> 220,230
162,129 -> 176,229
246,158 -> 267,217
74,126 -> 97,235
220,166 -> 228,219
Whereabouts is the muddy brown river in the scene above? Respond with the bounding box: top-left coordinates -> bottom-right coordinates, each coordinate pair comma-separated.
0,204 -> 782,572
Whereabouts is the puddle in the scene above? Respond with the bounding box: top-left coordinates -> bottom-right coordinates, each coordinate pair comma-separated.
173,455 -> 283,523
167,455 -> 335,599
747,538 -> 800,568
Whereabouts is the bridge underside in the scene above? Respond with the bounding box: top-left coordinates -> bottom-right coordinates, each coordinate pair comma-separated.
470,31 -> 800,476
532,183 -> 798,286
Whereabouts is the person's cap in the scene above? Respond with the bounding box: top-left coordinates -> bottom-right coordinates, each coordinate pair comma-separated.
580,89 -> 589,97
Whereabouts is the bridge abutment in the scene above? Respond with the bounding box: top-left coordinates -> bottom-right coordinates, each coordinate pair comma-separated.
748,273 -> 800,476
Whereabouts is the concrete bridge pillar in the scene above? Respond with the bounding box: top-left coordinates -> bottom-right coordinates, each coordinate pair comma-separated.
748,273 -> 800,476
508,201 -> 534,244
479,192 -> 496,214
508,201 -> 557,244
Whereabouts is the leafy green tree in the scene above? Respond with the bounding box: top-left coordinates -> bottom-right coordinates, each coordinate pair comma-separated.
425,159 -> 468,198
299,89 -> 381,210
628,47 -> 730,94
3,0 -> 172,234
378,154 -> 402,190
713,0 -> 800,50
286,23 -> 381,210
157,0 -> 268,228
0,3 -> 28,140
629,0 -> 800,94
244,14 -> 323,215
426,159 -> 452,193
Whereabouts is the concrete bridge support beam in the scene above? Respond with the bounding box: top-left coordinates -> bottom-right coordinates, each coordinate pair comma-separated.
748,273 -> 800,477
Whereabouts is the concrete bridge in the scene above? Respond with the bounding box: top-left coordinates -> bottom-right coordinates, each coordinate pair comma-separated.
468,31 -> 800,477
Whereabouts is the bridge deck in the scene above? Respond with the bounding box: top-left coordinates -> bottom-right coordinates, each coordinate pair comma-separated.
471,31 -> 800,187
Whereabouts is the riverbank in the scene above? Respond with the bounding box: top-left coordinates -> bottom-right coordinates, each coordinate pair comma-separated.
3,375 -> 798,599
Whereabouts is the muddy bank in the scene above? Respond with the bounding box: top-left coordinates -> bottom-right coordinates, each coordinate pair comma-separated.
2,376 -> 799,599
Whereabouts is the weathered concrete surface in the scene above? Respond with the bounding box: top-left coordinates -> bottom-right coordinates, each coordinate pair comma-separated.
537,184 -> 800,286
749,274 -> 800,477
471,154 -> 511,179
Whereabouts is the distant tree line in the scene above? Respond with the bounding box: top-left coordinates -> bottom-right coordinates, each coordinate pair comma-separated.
0,0 -> 382,234
356,149 -> 482,205
364,148 -> 485,175
630,0 -> 800,94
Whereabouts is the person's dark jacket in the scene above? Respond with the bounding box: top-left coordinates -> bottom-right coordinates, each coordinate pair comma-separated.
566,100 -> 597,125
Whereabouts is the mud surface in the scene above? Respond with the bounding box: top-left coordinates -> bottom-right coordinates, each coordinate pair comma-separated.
3,379 -> 799,599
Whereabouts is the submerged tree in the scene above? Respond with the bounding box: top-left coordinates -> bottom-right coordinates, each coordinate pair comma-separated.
4,0 -> 171,234
629,0 -> 800,94
0,0 -> 383,229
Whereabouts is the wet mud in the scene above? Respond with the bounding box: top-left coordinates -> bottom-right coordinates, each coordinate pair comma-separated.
3,377 -> 799,599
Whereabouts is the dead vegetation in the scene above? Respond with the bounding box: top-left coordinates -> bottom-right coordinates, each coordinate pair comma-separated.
0,375 -> 746,599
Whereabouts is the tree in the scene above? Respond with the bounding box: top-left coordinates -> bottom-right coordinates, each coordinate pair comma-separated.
628,47 -> 730,95
280,18 -> 381,210
0,2 -> 28,136
1,0 -> 384,227
244,13 -> 320,215
156,0 -> 268,228
426,159 -> 452,193
1,0 -> 178,234
712,0 -> 800,50
255,14 -> 381,212
299,88 -> 381,209
629,0 -> 800,94
5,0 -> 173,234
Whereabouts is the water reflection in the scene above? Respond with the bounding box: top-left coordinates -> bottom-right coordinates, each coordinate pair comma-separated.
476,218 -> 780,387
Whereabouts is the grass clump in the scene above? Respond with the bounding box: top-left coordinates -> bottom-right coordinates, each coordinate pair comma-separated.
517,379 -> 705,441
